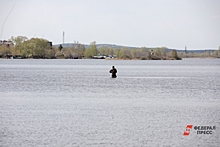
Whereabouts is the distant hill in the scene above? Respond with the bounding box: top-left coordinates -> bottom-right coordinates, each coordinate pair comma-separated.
54,43 -> 139,49
168,49 -> 215,53
54,43 -> 215,53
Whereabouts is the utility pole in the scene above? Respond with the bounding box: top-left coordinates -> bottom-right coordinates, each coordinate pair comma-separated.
63,31 -> 65,45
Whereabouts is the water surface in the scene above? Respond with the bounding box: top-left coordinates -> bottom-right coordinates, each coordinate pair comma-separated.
0,59 -> 220,146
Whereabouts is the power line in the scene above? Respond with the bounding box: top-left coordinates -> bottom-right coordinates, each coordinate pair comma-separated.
0,2 -> 16,39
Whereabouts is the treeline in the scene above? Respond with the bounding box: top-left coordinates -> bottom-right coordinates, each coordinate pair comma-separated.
0,36 -> 219,59
0,36 -> 56,59
178,50 -> 220,58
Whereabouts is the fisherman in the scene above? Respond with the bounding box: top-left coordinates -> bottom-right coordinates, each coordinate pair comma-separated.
109,66 -> 117,78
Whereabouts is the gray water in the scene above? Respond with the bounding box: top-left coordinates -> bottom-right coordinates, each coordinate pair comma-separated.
0,59 -> 220,147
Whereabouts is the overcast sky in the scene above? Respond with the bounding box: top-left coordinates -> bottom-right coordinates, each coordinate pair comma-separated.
0,0 -> 219,49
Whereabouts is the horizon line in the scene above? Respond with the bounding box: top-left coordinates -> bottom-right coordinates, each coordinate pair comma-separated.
54,42 -> 218,50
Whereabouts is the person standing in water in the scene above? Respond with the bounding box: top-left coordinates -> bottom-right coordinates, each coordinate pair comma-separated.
109,66 -> 117,78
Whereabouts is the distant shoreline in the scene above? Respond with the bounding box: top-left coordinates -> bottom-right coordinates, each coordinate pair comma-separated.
1,57 -> 219,60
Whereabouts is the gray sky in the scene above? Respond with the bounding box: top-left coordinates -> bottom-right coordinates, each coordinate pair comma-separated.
0,0 -> 219,49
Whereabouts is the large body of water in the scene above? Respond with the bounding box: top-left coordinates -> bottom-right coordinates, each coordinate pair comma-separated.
0,59 -> 220,147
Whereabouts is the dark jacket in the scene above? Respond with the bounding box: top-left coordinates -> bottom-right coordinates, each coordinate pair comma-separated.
109,68 -> 117,78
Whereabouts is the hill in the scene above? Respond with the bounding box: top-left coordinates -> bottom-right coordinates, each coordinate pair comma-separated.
54,43 -> 216,53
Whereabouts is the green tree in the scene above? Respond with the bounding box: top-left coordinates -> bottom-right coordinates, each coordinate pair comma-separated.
130,48 -> 137,58
27,38 -> 50,58
20,41 -> 34,58
10,36 -> 28,56
0,45 -> 11,57
62,48 -> 72,58
137,47 -> 149,58
171,49 -> 178,58
84,41 -> 98,58
10,36 -> 28,46
118,48 -> 126,58
171,49 -> 182,60
99,47 -> 114,56
161,47 -> 168,58
213,50 -> 218,57
74,42 -> 85,58
155,49 -> 161,57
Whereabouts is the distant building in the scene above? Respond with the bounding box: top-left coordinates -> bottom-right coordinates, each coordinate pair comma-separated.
0,40 -> 14,48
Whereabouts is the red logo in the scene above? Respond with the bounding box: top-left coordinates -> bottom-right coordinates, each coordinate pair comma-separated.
183,125 -> 193,136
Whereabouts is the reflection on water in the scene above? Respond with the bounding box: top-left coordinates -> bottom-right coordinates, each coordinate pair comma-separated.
0,59 -> 220,147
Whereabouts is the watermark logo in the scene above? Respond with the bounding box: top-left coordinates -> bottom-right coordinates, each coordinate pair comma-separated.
194,126 -> 216,135
183,124 -> 193,136
183,124 -> 216,136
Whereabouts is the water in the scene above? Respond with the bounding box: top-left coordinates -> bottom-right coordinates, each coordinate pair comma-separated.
0,59 -> 220,147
